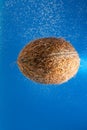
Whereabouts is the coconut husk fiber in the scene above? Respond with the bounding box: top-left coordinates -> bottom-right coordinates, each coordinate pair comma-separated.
17,37 -> 80,84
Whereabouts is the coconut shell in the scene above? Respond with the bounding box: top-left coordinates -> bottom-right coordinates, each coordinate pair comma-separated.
17,37 -> 80,84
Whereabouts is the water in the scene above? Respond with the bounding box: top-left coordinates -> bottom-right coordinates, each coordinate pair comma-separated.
1,0 -> 87,130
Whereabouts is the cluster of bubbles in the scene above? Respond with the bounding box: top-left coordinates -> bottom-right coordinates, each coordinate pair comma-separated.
4,0 -> 65,39
2,0 -> 87,54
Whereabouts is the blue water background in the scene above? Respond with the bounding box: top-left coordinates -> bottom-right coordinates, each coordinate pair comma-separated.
1,0 -> 87,130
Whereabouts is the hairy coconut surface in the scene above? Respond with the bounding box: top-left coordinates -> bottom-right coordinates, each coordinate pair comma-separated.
17,37 -> 80,84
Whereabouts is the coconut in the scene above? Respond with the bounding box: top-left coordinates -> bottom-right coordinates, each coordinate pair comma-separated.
17,37 -> 80,84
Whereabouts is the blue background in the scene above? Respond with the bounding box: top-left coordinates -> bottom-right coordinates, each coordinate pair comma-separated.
1,0 -> 87,130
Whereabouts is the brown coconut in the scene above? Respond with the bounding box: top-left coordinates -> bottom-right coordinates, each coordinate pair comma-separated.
17,37 -> 80,84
